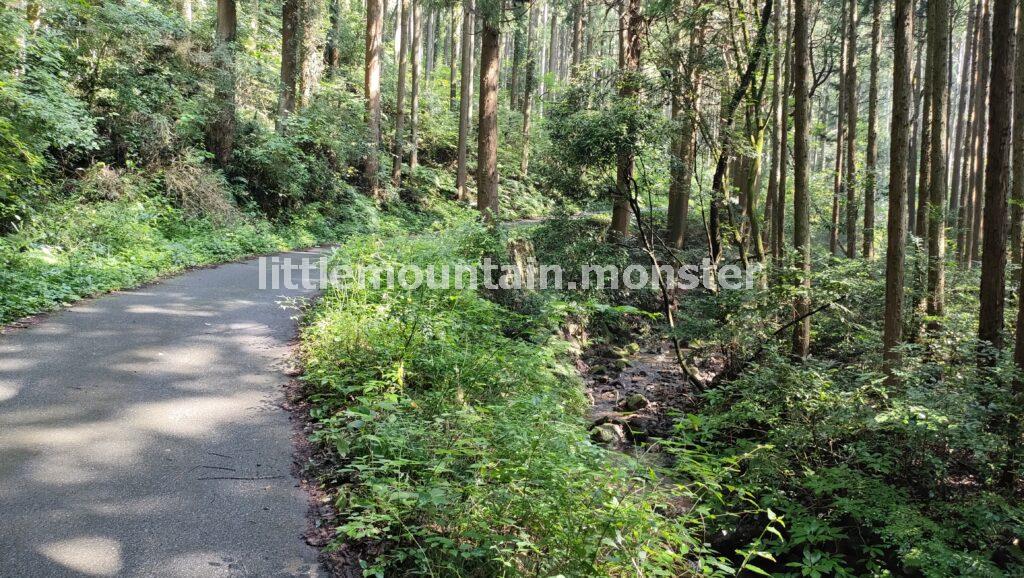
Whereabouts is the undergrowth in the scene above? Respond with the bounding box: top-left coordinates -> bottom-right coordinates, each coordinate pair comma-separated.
299,207 -> 779,576
0,186 -> 376,323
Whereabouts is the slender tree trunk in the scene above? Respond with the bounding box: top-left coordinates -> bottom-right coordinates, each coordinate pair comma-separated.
610,0 -> 644,237
926,0 -> 950,326
792,0 -> 811,358
708,0 -> 774,262
365,0 -> 383,197
456,0 -> 474,200
968,0 -> 992,266
410,0 -> 422,170
1011,3 -> 1024,264
916,64 -> 932,239
957,10 -> 982,260
392,0 -> 410,187
950,2 -> 979,230
844,0 -> 858,258
765,0 -> 783,255
774,0 -> 791,259
509,4 -> 526,109
863,0 -> 881,258
884,0 -> 914,380
278,0 -> 300,131
548,7 -> 559,102
477,17 -> 500,222
831,9 -> 847,256
449,5 -> 459,111
668,16 -> 706,249
978,0 -> 1015,356
520,1 -> 538,175
571,0 -> 584,75
208,0 -> 237,167
908,49 -> 922,230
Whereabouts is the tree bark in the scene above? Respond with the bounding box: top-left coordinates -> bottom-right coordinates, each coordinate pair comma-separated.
843,0 -> 858,258
668,13 -> 706,249
967,0 -> 992,266
863,0 -> 881,258
978,0 -> 1015,356
1011,3 -> 1024,264
456,0 -> 474,200
774,0 -> 791,259
208,0 -> 237,167
392,0 -> 410,187
609,0 -> 645,238
925,0 -> 950,327
278,0 -> 300,131
410,0 -> 422,170
907,49 -> 922,231
949,2 -> 978,231
449,4 -> 459,111
571,0 -> 584,75
520,1 -> 538,176
883,0 -> 914,379
830,8 -> 847,257
365,0 -> 384,197
477,17 -> 500,222
792,0 -> 811,358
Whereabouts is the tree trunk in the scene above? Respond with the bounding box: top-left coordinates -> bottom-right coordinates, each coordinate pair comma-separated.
365,0 -> 383,197
668,14 -> 706,249
477,17 -> 500,222
1011,3 -> 1024,264
844,0 -> 858,258
949,2 -> 979,230
410,0 -> 422,170
792,0 -> 811,358
925,0 -> 950,327
708,0 -> 774,262
278,0 -> 300,131
863,0 -> 881,258
968,0 -> 992,266
907,49 -> 922,231
520,1 -> 538,176
610,0 -> 644,238
208,0 -> 237,167
449,4 -> 459,111
297,0 -> 323,108
456,0 -> 474,200
774,0 -> 791,259
509,4 -> 526,110
916,65 -> 932,239
571,0 -> 584,75
978,0 -> 1015,356
883,0 -> 914,380
830,3 -> 848,256
392,0 -> 410,187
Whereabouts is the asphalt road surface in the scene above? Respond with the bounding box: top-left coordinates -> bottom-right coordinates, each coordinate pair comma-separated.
0,250 -> 329,577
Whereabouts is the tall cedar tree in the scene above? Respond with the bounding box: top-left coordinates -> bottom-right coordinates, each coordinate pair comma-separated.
925,0 -> 950,326
883,0 -> 914,378
208,0 -> 237,167
364,0 -> 383,197
978,0 -> 1016,355
792,0 -> 810,357
477,14 -> 500,222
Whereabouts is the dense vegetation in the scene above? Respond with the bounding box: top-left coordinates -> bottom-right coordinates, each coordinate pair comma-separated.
6,0 -> 1024,575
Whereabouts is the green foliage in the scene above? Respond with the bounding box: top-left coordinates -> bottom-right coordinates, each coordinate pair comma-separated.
670,259 -> 1024,577
301,208 -> 747,576
0,180 -> 373,323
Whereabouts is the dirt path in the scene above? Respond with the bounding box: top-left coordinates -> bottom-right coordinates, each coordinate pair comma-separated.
0,249 -> 329,577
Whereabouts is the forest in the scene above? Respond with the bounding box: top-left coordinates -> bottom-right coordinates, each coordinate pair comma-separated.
3,0 -> 1024,574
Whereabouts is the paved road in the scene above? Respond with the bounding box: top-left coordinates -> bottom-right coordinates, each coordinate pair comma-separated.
0,250 -> 329,577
